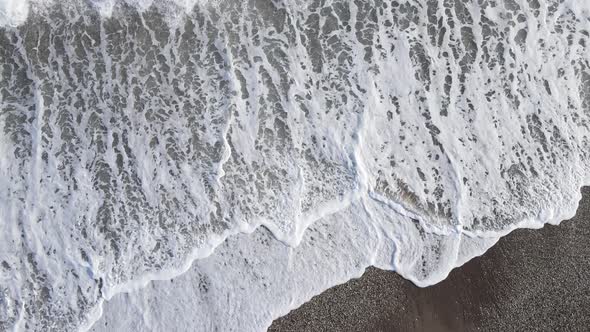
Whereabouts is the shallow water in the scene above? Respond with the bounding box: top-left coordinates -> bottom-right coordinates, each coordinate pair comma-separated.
0,0 -> 589,330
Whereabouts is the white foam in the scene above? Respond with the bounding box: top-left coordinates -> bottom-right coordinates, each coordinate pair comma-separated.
0,0 -> 28,27
0,0 -> 211,27
90,192 -> 580,332
563,0 -> 590,16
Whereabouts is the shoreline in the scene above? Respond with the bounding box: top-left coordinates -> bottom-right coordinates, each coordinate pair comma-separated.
269,187 -> 590,331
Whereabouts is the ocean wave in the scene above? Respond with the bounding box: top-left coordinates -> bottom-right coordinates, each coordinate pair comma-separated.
0,0 -> 589,330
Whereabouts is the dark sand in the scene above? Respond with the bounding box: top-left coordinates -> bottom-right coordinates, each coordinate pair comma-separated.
270,187 -> 590,332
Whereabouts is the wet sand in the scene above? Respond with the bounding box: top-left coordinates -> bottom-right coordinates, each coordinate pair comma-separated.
270,187 -> 590,332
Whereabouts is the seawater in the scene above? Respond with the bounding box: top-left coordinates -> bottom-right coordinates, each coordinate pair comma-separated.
0,0 -> 589,331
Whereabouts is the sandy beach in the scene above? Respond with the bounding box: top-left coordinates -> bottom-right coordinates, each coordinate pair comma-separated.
270,187 -> 590,331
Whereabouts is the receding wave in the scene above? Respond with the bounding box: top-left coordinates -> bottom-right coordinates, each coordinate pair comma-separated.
0,0 -> 589,330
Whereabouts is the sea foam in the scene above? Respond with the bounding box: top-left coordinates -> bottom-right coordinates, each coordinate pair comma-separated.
0,0 -> 589,331
0,0 -> 28,27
